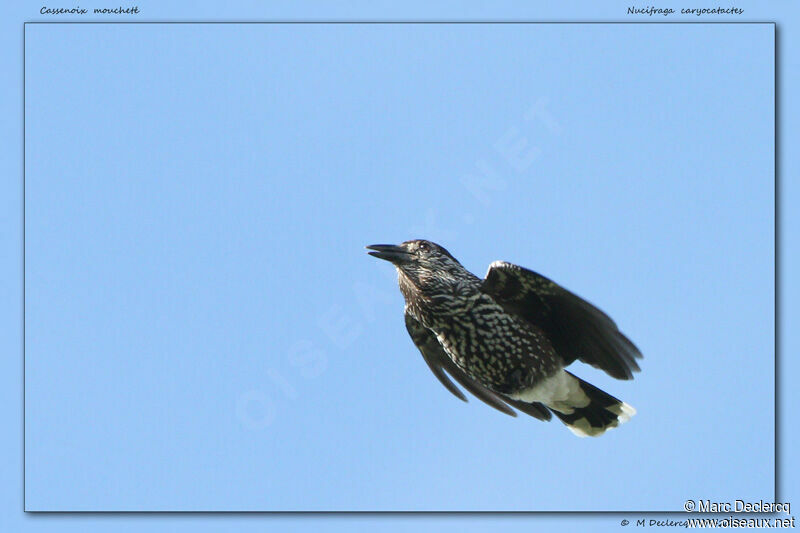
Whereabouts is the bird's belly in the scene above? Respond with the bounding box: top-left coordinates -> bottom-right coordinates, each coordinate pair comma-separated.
433,315 -> 560,394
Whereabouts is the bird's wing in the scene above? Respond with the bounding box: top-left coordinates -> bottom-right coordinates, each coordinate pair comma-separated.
481,261 -> 642,380
404,312 -> 550,420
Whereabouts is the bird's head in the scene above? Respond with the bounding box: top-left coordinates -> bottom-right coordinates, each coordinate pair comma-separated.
366,240 -> 471,301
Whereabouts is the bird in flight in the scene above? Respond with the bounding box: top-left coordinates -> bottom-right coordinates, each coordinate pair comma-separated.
366,239 -> 642,437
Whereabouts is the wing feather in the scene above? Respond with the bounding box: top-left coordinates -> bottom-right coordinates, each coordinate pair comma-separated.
405,313 -> 468,403
481,261 -> 642,380
405,313 -> 516,416
405,313 -> 554,419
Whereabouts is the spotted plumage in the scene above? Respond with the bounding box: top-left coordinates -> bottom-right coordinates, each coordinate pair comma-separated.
367,239 -> 642,437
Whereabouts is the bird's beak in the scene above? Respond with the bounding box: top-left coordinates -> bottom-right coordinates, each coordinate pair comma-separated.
366,244 -> 411,264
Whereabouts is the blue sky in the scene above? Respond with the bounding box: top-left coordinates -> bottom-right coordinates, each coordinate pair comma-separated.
2,1 -> 797,532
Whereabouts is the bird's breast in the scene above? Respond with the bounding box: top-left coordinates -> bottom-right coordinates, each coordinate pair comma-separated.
430,302 -> 562,393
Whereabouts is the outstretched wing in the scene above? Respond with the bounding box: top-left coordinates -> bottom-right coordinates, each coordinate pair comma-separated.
404,313 -> 551,420
481,261 -> 642,380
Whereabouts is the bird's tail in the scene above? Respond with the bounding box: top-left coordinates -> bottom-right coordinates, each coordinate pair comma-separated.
547,371 -> 636,437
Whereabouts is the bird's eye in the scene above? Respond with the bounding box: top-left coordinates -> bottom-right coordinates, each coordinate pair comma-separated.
418,242 -> 429,252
